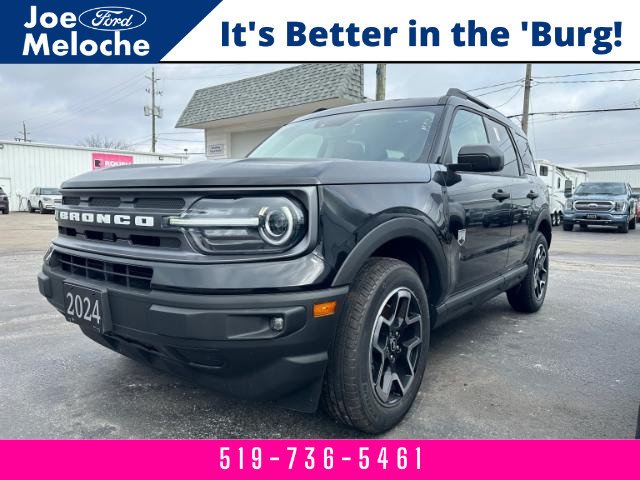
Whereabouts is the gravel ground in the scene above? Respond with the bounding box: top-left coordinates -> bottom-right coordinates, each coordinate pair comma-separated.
0,212 -> 638,438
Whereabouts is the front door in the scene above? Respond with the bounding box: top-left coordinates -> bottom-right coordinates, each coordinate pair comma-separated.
444,109 -> 512,292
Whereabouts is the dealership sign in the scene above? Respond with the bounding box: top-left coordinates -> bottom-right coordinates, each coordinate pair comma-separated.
23,5 -> 149,57
92,152 -> 134,170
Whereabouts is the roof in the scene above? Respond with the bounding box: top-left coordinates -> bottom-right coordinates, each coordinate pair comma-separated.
176,63 -> 364,128
0,139 -> 184,159
296,90 -> 521,131
579,164 -> 640,171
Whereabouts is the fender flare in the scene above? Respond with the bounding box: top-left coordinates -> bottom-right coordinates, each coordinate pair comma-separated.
331,217 -> 449,304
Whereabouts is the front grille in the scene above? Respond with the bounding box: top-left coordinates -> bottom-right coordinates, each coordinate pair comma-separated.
89,197 -> 121,207
574,201 -> 614,212
62,196 -> 80,205
53,252 -> 153,290
135,197 -> 185,209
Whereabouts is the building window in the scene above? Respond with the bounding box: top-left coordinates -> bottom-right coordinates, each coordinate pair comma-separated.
539,165 -> 548,176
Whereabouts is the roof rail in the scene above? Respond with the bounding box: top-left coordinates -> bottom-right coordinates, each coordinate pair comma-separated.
445,88 -> 492,110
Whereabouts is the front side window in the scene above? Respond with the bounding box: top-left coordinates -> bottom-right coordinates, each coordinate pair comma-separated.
40,188 -> 59,196
485,119 -> 520,177
447,110 -> 489,164
250,107 -> 440,163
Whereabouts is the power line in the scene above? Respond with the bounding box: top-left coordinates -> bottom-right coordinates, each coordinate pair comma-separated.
494,86 -> 523,109
509,106 -> 640,118
534,67 -> 640,79
467,78 -> 523,92
476,83 -> 522,97
536,78 -> 640,85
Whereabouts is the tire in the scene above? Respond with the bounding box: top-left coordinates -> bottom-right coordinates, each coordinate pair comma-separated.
322,257 -> 430,433
507,232 -> 549,313
38,202 -> 46,214
618,221 -> 629,233
2,209 -> 8,215
562,223 -> 573,232
580,224 -> 588,230
27,201 -> 34,213
629,216 -> 636,230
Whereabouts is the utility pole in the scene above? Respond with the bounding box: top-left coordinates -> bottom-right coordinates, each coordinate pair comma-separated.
15,121 -> 30,142
145,67 -> 162,153
521,63 -> 533,135
376,64 -> 386,101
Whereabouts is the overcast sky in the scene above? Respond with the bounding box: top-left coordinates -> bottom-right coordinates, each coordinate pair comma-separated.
0,63 -> 638,167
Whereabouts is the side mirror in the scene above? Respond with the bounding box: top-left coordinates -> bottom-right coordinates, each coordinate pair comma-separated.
564,191 -> 573,199
449,144 -> 504,173
631,193 -> 640,199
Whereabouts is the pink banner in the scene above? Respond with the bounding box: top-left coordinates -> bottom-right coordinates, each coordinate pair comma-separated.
92,152 -> 134,170
1,440 -> 638,479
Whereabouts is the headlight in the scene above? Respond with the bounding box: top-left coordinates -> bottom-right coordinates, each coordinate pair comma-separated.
615,201 -> 627,212
566,200 -> 573,210
168,196 -> 306,254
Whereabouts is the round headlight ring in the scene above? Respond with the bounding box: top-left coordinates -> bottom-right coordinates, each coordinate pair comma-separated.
259,205 -> 295,246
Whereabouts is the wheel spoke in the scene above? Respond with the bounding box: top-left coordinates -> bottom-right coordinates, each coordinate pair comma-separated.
369,287 -> 424,406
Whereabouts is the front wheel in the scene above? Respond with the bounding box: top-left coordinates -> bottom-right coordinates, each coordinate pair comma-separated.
619,221 -> 629,233
27,201 -> 34,213
322,257 -> 430,433
507,233 -> 549,313
563,222 -> 573,231
629,216 -> 636,230
38,202 -> 46,214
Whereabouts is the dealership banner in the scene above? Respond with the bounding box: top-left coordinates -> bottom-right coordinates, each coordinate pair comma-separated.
0,0 -> 636,63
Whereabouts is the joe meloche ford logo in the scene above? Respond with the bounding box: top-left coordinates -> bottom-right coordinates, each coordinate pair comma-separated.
23,6 -> 149,57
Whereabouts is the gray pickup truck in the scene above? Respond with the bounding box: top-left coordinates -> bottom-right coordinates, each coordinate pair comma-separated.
563,182 -> 638,233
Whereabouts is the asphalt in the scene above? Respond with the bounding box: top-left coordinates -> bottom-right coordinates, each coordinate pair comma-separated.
0,212 -> 638,438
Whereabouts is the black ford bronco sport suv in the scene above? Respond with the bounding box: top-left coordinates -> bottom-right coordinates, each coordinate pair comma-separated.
38,89 -> 551,433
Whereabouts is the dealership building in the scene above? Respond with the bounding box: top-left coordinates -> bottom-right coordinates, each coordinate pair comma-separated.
0,141 -> 184,211
578,164 -> 640,192
176,63 -> 365,159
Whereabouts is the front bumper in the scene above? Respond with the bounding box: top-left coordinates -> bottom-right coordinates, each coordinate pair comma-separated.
38,253 -> 348,412
563,211 -> 629,226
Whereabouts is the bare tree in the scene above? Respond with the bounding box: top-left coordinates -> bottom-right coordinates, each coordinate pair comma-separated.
80,135 -> 130,150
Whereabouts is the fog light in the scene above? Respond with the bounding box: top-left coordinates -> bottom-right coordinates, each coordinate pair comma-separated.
313,301 -> 337,318
270,316 -> 285,332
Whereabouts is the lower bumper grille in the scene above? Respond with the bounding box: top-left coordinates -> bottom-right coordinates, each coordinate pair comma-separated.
53,252 -> 153,290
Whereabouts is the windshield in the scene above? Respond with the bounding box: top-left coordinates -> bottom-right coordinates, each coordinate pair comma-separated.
40,188 -> 59,195
574,182 -> 626,195
249,107 -> 440,163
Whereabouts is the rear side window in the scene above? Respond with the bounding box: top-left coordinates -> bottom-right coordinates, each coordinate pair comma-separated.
514,135 -> 536,175
485,119 -> 520,177
447,110 -> 489,164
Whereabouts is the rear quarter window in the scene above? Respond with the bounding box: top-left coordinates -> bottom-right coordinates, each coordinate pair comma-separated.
514,135 -> 536,176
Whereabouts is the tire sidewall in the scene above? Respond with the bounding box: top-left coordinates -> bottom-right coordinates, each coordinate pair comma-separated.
354,264 -> 430,431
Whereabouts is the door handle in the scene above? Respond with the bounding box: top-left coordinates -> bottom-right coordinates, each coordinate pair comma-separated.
492,190 -> 510,201
527,190 -> 539,200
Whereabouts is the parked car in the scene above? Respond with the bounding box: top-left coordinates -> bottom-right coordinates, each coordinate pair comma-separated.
636,198 -> 640,222
0,187 -> 9,214
38,89 -> 551,433
28,187 -> 61,214
563,182 -> 638,233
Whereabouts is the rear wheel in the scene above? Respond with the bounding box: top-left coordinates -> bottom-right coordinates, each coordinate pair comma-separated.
322,257 -> 430,433
562,223 -> 573,231
507,233 -> 549,313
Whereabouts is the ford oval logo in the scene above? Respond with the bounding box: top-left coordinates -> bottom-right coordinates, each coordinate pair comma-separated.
79,7 -> 146,32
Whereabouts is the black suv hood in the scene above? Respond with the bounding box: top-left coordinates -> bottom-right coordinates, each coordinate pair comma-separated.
61,158 -> 433,189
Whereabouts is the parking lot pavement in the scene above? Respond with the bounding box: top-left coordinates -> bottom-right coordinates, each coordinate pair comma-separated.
1,212 -> 639,439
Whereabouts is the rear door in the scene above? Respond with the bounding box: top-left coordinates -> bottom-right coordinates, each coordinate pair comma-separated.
509,134 -> 543,267
443,109 -> 512,292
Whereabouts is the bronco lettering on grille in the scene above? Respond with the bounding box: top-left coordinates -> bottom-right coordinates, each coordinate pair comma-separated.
56,210 -> 155,227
